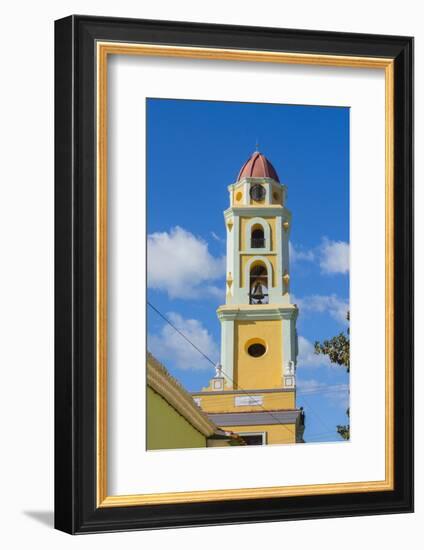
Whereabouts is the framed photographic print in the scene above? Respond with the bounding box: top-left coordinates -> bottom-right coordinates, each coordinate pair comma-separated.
54,15 -> 413,534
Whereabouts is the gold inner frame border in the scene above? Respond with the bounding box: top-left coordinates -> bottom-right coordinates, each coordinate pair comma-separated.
96,42 -> 394,508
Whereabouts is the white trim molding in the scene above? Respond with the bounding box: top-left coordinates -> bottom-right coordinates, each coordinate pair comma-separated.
217,304 -> 299,322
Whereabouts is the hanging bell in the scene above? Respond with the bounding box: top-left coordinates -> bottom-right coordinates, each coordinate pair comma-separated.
251,282 -> 265,304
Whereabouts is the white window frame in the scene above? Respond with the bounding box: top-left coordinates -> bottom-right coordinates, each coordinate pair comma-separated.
237,431 -> 267,445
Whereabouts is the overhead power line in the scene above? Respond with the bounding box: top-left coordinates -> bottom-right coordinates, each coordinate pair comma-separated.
147,301 -> 345,442
148,301 -> 215,366
148,301 -> 297,437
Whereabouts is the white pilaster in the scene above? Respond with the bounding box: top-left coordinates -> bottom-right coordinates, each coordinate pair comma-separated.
275,216 -> 283,295
226,215 -> 234,299
282,316 -> 298,387
220,318 -> 235,387
243,181 -> 249,205
231,216 -> 240,304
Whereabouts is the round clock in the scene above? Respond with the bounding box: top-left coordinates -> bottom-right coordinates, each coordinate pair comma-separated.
250,184 -> 266,201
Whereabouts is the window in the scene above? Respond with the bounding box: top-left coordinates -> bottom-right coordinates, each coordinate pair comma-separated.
249,184 -> 266,201
251,227 -> 265,248
239,433 -> 266,446
247,343 -> 266,357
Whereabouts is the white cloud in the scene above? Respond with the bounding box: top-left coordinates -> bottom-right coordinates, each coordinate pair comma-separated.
297,336 -> 332,368
289,241 -> 315,263
147,226 -> 225,299
319,238 -> 349,274
148,312 -> 219,371
295,294 -> 349,326
290,238 -> 349,275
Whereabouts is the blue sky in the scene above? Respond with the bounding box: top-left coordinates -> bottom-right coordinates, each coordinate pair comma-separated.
147,98 -> 350,443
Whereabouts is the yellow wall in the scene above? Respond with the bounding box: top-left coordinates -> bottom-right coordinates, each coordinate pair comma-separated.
225,424 -> 296,445
147,387 -> 207,450
234,319 -> 282,389
240,254 -> 277,288
192,390 -> 295,412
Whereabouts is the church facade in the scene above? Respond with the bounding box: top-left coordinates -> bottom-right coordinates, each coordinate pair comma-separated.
192,151 -> 305,445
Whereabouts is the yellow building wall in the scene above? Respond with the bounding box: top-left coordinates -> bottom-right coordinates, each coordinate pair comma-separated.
192,390 -> 295,413
225,423 -> 297,445
240,254 -> 277,288
234,319 -> 282,389
147,387 -> 207,450
239,217 -> 276,252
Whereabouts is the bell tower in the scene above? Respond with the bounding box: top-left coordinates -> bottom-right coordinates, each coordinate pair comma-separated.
192,151 -> 304,445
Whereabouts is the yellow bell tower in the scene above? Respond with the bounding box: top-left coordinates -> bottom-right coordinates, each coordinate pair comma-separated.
192,151 -> 304,445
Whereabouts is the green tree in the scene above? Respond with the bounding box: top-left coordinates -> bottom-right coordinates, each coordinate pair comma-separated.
314,312 -> 350,440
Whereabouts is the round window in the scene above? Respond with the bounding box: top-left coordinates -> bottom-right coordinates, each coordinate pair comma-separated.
235,191 -> 243,201
247,343 -> 266,358
250,184 -> 266,201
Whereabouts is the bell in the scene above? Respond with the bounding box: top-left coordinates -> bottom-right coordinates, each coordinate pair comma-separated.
251,282 -> 265,304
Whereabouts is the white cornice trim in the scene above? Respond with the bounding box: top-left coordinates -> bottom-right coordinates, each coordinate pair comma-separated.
147,353 -> 217,437
217,305 -> 298,321
192,388 -> 295,397
208,410 -> 301,427
224,206 -> 292,219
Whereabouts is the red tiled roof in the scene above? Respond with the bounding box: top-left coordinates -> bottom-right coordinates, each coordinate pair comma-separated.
237,151 -> 280,182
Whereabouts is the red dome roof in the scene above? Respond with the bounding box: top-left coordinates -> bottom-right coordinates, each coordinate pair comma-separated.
237,151 -> 280,182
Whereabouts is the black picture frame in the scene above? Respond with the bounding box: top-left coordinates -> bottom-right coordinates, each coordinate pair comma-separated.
55,15 -> 414,534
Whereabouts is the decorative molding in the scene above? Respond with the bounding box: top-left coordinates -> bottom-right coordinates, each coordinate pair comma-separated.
192,387 -> 295,397
217,304 -> 298,321
147,353 -> 217,437
224,206 -> 291,219
235,395 -> 264,407
208,410 -> 302,427
284,376 -> 295,388
212,377 -> 225,391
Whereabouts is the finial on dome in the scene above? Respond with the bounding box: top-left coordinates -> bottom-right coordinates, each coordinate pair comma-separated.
255,138 -> 259,152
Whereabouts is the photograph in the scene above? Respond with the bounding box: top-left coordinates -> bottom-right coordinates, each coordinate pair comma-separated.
146,98 -> 350,450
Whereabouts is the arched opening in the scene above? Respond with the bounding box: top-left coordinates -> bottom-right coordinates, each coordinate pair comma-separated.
249,263 -> 269,304
251,224 -> 265,249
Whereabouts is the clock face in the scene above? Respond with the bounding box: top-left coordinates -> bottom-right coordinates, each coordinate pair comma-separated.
250,184 -> 266,201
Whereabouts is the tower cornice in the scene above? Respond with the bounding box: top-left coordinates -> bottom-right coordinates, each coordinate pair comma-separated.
224,206 -> 292,219
217,304 -> 298,321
